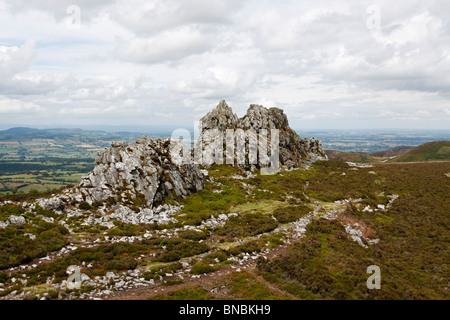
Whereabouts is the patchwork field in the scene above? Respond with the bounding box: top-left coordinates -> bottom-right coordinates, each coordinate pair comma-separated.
0,164 -> 93,195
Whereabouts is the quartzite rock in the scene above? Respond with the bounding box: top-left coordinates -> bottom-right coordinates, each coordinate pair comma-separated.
198,100 -> 327,169
73,137 -> 204,207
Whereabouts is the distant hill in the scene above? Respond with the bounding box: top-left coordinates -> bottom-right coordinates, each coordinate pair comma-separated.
0,127 -> 171,142
370,146 -> 414,158
325,150 -> 377,163
390,141 -> 450,162
2,127 -> 41,135
0,127 -> 124,141
326,143 -> 449,163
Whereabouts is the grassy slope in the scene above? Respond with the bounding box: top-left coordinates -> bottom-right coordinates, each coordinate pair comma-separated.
325,150 -> 377,163
370,146 -> 413,158
144,161 -> 450,300
327,142 -> 450,163
390,141 -> 450,162
1,160 -> 448,300
259,161 -> 450,300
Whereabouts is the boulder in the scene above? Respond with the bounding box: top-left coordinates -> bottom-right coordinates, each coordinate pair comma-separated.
37,198 -> 65,212
9,215 -> 26,226
74,137 -> 204,208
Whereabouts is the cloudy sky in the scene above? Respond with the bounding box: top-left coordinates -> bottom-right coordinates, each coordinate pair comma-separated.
0,0 -> 449,131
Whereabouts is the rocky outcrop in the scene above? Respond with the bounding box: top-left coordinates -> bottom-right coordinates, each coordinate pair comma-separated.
17,137 -> 203,226
22,101 -> 325,223
197,100 -> 327,169
72,137 -> 204,208
298,137 -> 328,163
200,99 -> 239,131
238,104 -> 289,130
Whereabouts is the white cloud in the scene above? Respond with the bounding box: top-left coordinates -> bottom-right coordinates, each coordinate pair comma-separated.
110,0 -> 245,35
1,72 -> 73,96
115,26 -> 213,64
170,66 -> 255,99
0,96 -> 41,113
0,0 -> 449,129
3,0 -> 112,20
0,41 -> 36,77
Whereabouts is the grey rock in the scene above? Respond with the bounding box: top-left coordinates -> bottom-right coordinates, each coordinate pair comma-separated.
37,198 -> 65,212
42,217 -> 54,224
199,99 -> 239,132
197,100 -> 327,170
81,274 -> 91,282
76,137 -> 204,208
0,221 -> 10,229
9,215 -> 25,226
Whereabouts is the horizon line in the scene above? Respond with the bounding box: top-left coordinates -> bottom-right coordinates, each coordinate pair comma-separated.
1,125 -> 450,134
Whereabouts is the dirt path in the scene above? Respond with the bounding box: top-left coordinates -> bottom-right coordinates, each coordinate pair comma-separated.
110,263 -> 296,301
110,266 -> 236,300
109,242 -> 299,301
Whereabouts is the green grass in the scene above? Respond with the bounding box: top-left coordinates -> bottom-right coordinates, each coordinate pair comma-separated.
257,161 -> 450,300
154,240 -> 210,262
175,171 -> 247,225
391,141 -> 450,162
143,262 -> 183,280
230,200 -> 287,215
176,164 -> 289,226
175,164 -> 311,226
304,160 -> 389,203
150,286 -> 215,300
216,213 -> 279,241
272,205 -> 311,223
6,241 -> 155,287
0,204 -> 69,269
149,271 -> 292,300
258,219 -> 374,299
325,150 -> 378,163
190,262 -> 221,275
224,271 -> 291,300
0,170 -> 89,195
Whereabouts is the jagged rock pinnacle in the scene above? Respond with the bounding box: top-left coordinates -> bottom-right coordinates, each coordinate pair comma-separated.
198,100 -> 327,169
200,100 -> 239,131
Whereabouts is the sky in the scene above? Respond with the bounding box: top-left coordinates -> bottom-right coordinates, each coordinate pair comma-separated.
0,0 -> 449,132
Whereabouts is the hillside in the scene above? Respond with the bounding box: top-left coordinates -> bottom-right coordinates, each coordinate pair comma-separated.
370,146 -> 413,158
325,150 -> 377,163
390,141 -> 450,162
1,160 -> 448,300
0,102 -> 448,301
326,143 -> 448,163
324,146 -> 410,163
